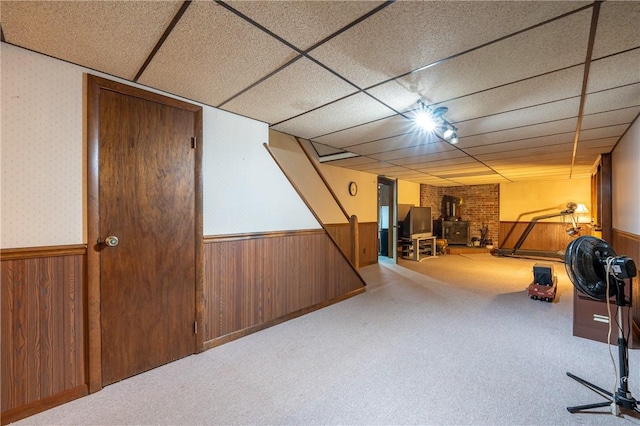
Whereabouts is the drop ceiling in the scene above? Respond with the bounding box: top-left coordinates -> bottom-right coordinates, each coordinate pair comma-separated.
1,0 -> 638,186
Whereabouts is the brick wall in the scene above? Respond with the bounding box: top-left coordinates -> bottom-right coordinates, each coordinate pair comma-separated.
419,185 -> 439,218
420,184 -> 500,245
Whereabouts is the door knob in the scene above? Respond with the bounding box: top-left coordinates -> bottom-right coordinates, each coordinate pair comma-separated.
103,236 -> 119,247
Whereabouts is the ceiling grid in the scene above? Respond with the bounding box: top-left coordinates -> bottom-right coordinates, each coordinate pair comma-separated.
1,0 -> 638,186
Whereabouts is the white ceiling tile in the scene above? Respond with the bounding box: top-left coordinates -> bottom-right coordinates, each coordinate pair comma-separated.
415,159 -> 481,173
309,1 -> 590,88
465,133 -> 574,156
226,1 -> 385,50
592,1 -> 640,59
587,49 -> 640,93
368,9 -> 592,112
581,106 -> 640,130
583,84 -> 640,115
579,124 -> 629,141
458,118 -> 578,148
477,143 -> 574,161
1,1 -> 184,79
456,98 -> 581,136
348,132 -> 439,156
392,150 -> 469,166
576,137 -> 619,151
313,115 -> 412,149
223,58 -> 358,124
270,93 -> 395,139
443,66 -> 585,123
370,143 -> 459,162
138,1 -> 298,107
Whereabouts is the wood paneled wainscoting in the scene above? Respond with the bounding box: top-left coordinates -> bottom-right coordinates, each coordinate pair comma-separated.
325,222 -> 378,268
614,230 -> 640,347
1,245 -> 87,425
499,221 -> 581,252
202,229 -> 366,348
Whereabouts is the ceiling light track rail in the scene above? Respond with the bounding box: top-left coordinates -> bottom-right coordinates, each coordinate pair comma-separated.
413,100 -> 512,182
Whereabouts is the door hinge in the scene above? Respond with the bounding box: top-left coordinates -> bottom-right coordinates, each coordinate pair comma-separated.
191,136 -> 197,149
194,321 -> 198,334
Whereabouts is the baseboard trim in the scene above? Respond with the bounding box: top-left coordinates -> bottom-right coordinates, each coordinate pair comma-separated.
203,287 -> 366,350
1,385 -> 88,425
360,259 -> 378,267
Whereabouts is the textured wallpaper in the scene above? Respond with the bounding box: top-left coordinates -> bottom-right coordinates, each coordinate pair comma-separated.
1,44 -> 84,248
1,43 -> 321,247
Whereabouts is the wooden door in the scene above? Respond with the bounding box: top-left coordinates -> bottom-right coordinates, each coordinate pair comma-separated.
94,80 -> 200,386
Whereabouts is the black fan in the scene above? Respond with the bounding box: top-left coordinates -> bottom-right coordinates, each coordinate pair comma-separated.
565,236 -> 619,300
564,236 -> 638,416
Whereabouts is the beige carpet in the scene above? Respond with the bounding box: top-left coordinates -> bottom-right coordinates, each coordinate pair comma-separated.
13,254 -> 640,425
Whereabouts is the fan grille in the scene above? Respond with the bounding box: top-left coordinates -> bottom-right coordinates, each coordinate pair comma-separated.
565,236 -> 617,300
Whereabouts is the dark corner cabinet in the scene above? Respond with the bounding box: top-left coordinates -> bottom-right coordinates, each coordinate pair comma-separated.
436,220 -> 470,245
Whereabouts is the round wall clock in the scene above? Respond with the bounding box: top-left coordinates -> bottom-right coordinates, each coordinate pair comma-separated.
348,181 -> 358,196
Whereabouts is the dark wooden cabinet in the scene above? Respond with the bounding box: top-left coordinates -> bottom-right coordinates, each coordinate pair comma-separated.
573,289 -> 634,347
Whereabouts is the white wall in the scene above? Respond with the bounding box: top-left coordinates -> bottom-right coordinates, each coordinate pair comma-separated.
203,111 -> 319,235
612,117 -> 640,235
1,43 -> 318,248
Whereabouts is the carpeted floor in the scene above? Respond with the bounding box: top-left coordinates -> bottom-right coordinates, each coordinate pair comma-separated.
13,254 -> 640,425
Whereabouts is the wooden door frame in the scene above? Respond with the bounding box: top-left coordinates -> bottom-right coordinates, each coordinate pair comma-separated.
86,74 -> 204,393
377,176 -> 397,261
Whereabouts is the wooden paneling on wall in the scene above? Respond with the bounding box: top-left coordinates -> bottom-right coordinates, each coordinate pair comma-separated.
499,221 -> 578,252
325,223 -> 352,264
203,230 -> 366,345
1,248 -> 87,424
613,229 -> 640,339
325,222 -> 378,268
358,222 -> 378,267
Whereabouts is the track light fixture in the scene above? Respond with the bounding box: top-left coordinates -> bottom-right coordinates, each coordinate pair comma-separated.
415,99 -> 459,144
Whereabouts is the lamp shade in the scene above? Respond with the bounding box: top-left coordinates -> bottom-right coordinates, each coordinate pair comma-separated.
575,203 -> 589,214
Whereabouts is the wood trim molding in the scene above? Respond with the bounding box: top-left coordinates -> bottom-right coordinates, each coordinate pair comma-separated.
202,287 -> 365,351
613,228 -> 640,242
0,244 -> 86,260
204,228 -> 324,243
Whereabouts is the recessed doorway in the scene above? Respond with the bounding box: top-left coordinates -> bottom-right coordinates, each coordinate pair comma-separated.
378,177 -> 397,262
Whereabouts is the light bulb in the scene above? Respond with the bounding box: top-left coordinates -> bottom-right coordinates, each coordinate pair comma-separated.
443,128 -> 455,139
415,111 -> 436,131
